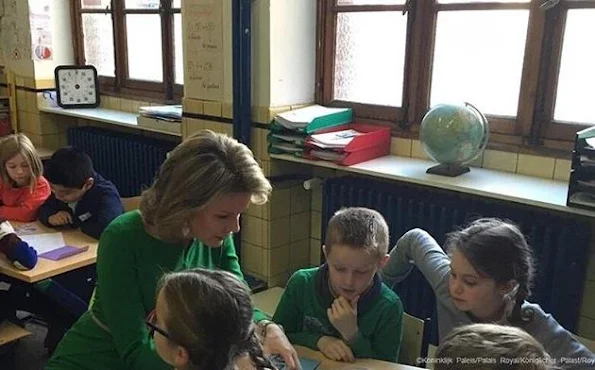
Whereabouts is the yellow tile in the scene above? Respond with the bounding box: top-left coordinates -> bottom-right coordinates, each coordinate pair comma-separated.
517,154 -> 555,179
268,271 -> 290,288
291,103 -> 312,111
482,150 -> 518,173
220,123 -> 233,137
554,159 -> 572,182
241,242 -> 264,277
131,100 -> 146,114
269,244 -> 291,276
311,211 -> 322,240
290,239 -> 311,272
26,92 -> 38,113
35,113 -> 70,135
241,215 -> 263,247
203,101 -> 222,117
577,317 -> 595,340
40,133 -> 68,150
222,102 -> 233,119
267,106 -> 291,123
35,79 -> 55,90
182,97 -> 204,114
245,203 -> 263,219
411,140 -> 429,160
99,95 -> 109,108
390,137 -> 412,157
106,96 -> 121,110
18,111 -> 35,133
311,187 -> 322,212
120,98 -> 133,113
251,128 -> 265,160
270,188 -> 291,219
580,281 -> 595,320
290,185 -> 310,214
312,167 -> 337,178
290,212 -> 310,242
185,118 -> 206,137
310,238 -> 322,266
269,217 -> 291,249
251,106 -> 269,124
16,89 -> 27,112
467,152 -> 484,168
23,132 -> 42,147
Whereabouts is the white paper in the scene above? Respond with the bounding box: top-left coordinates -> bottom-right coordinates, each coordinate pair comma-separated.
20,233 -> 65,254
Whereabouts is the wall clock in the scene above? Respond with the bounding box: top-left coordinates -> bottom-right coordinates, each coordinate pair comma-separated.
54,65 -> 100,109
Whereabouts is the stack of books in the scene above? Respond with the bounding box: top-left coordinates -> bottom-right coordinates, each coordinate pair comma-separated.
268,105 -> 353,156
137,105 -> 182,135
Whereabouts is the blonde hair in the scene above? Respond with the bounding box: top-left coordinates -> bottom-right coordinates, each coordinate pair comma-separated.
324,207 -> 389,259
0,133 -> 43,191
140,130 -> 272,243
435,324 -> 553,370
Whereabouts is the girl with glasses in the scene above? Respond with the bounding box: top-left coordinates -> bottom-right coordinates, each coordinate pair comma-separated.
147,268 -> 274,370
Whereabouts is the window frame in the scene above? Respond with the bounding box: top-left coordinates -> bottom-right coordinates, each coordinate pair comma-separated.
71,0 -> 183,102
317,0 -> 593,154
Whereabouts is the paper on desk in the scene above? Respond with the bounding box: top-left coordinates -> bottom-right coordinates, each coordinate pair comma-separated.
14,222 -> 44,236
20,233 -> 65,254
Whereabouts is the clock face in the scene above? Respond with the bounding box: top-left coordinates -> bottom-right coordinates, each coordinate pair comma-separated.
55,66 -> 100,109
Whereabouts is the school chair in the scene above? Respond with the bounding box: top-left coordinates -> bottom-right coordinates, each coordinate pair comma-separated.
399,312 -> 425,366
251,286 -> 285,318
426,344 -> 438,369
121,196 -> 141,212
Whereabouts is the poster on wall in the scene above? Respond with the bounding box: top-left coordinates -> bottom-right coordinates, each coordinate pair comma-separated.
29,0 -> 53,61
1,0 -> 32,61
183,0 -> 223,101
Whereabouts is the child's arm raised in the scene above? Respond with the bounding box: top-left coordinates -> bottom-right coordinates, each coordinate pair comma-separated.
381,228 -> 451,293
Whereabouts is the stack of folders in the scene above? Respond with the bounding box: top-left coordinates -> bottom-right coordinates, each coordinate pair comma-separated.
567,125 -> 595,210
137,105 -> 182,135
306,129 -> 363,162
268,105 -> 353,156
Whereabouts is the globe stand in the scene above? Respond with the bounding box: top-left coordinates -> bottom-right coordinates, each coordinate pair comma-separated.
426,163 -> 470,177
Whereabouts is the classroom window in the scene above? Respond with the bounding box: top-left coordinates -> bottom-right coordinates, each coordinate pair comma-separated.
73,0 -> 182,101
317,0 -> 595,152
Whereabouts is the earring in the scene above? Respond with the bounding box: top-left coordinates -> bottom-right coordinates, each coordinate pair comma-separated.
182,224 -> 190,238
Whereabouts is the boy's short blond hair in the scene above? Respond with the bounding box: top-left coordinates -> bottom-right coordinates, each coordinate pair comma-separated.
435,324 -> 552,370
324,207 -> 389,259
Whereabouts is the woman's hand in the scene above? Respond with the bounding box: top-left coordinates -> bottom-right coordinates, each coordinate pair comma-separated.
316,336 -> 355,363
261,322 -> 301,369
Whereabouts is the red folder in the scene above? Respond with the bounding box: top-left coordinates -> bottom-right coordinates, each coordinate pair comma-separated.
304,123 -> 391,166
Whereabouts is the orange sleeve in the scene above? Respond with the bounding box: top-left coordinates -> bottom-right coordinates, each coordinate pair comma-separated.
0,177 -> 51,222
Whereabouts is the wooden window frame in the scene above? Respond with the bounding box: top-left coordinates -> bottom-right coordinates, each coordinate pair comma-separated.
71,0 -> 183,102
317,0 -> 594,154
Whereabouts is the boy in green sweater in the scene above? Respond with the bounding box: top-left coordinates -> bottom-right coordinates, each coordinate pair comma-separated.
273,207 -> 403,363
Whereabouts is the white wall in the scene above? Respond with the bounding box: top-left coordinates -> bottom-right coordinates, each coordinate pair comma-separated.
33,0 -> 75,80
269,0 -> 316,107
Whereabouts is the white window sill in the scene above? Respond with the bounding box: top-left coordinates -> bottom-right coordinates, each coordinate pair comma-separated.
39,106 -> 182,138
270,153 -> 595,219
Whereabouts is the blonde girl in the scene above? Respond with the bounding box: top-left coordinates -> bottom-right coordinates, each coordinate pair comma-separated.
0,133 -> 50,221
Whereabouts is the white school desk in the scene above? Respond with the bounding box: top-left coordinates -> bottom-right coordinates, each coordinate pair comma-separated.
0,221 -> 98,283
296,345 -> 420,370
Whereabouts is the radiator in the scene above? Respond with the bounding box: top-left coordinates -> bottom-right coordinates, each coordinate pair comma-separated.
67,127 -> 178,197
322,176 -> 591,343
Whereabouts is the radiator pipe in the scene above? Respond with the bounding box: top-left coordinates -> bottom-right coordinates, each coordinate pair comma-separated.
303,178 -> 323,191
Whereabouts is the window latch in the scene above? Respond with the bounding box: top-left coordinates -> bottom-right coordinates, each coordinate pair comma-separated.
540,0 -> 560,11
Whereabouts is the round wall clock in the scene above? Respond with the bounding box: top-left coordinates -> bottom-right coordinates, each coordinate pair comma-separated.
54,65 -> 100,109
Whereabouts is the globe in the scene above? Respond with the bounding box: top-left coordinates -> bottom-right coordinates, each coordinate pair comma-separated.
420,103 -> 489,176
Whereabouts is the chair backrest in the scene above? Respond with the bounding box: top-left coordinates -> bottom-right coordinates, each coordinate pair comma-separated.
121,196 -> 141,212
399,312 -> 425,365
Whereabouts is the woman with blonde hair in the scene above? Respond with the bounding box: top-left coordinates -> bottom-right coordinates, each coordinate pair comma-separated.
0,133 -> 50,221
435,323 -> 554,370
47,130 -> 299,370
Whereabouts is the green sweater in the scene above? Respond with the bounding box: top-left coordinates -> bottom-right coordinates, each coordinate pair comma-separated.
272,266 -> 403,362
46,211 -> 266,370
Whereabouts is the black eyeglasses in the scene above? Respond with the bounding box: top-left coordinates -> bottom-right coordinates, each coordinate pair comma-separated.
145,309 -> 172,341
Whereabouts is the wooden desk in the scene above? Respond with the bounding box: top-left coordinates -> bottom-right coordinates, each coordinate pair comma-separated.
0,222 -> 98,283
295,345 -> 421,370
0,320 -> 32,346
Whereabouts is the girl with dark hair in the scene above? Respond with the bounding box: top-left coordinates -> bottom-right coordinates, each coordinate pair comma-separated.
150,268 -> 274,370
381,218 -> 594,370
